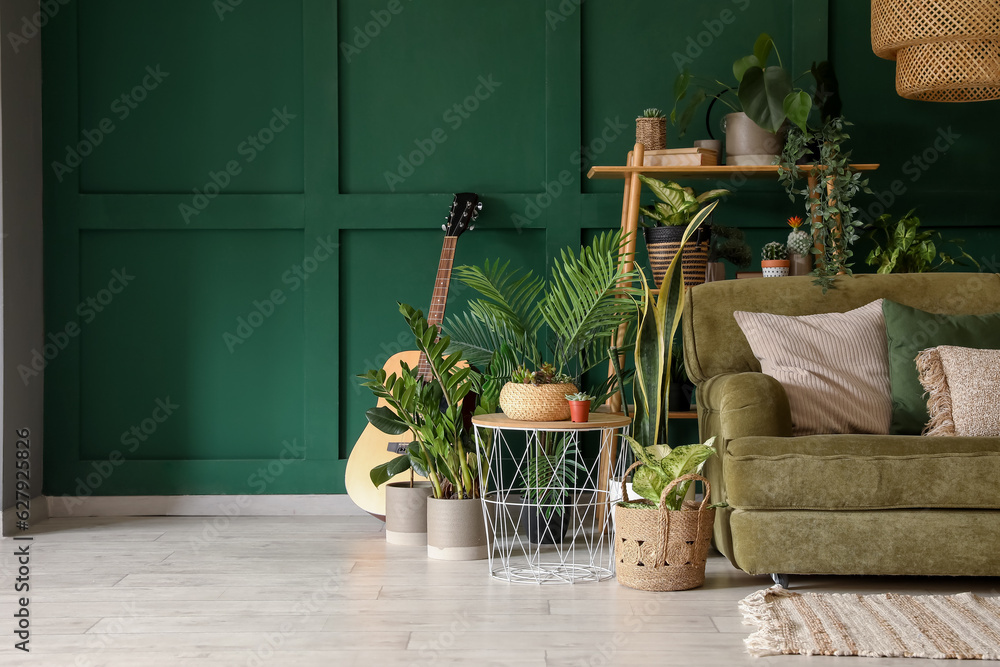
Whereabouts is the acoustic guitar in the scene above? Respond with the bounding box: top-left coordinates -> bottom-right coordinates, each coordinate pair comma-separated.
345,193 -> 482,519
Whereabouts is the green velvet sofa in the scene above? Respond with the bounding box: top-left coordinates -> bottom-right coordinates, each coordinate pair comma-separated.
682,272 -> 1000,582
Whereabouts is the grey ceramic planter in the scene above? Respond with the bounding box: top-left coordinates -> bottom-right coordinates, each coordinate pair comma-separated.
385,481 -> 434,546
426,497 -> 488,561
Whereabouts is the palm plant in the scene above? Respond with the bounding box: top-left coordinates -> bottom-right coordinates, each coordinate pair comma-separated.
443,230 -> 643,397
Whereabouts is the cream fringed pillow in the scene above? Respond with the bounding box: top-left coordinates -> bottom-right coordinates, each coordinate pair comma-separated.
734,300 -> 892,436
916,346 -> 1000,437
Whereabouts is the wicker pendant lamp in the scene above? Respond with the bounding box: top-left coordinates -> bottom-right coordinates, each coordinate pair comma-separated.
871,0 -> 1000,102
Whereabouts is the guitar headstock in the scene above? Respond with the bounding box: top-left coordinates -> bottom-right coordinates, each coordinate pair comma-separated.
442,192 -> 482,237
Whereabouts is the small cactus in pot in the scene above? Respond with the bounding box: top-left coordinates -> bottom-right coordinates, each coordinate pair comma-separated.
761,242 -> 790,278
786,215 -> 813,276
565,392 -> 594,423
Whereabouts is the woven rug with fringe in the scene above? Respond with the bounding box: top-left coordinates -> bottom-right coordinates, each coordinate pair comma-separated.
740,587 -> 1000,659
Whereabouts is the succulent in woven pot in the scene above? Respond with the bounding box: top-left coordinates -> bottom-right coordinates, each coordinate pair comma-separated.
499,365 -> 577,422
635,107 -> 667,150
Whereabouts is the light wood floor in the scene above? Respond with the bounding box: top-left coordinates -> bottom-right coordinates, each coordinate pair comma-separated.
2,515 -> 997,666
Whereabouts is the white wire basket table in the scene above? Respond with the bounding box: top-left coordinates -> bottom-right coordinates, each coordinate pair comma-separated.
472,412 -> 631,584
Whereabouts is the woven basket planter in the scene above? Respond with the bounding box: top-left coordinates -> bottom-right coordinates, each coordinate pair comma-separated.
644,224 -> 711,290
871,0 -> 1000,102
499,382 -> 577,422
615,469 -> 715,592
635,117 -> 667,150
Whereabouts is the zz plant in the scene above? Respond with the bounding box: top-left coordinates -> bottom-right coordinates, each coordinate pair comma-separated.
359,303 -> 500,500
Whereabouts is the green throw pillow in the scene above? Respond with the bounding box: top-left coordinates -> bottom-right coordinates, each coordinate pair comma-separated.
882,299 -> 1000,435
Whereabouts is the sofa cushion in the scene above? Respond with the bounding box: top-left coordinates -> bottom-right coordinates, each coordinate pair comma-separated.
883,299 -> 1000,435
734,300 -> 891,436
682,273 -> 1000,385
917,345 -> 1000,437
724,434 -> 1000,510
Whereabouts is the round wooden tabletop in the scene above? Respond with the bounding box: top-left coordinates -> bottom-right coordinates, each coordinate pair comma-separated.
471,412 -> 631,432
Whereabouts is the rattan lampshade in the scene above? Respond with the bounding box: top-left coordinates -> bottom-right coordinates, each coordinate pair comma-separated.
871,0 -> 1000,102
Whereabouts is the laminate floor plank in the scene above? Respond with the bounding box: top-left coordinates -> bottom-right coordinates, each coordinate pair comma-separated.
2,514 -> 997,667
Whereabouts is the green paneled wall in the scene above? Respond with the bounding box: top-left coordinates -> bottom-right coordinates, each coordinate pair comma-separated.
42,0 -> 999,496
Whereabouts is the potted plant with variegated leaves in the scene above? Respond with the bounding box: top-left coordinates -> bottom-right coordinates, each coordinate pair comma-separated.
613,201 -> 722,592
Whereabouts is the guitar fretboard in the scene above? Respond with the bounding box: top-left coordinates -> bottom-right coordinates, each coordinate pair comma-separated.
417,236 -> 457,381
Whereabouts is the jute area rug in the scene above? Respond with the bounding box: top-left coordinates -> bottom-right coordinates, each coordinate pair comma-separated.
740,586 -> 1000,659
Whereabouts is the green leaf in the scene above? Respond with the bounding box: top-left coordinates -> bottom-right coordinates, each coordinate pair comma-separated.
365,406 -> 409,435
638,175 -> 687,212
369,454 -> 413,488
632,465 -> 668,504
733,55 -> 760,83
695,189 -> 730,204
738,66 -> 793,133
675,88 -> 706,137
753,33 -> 774,68
782,91 -> 812,132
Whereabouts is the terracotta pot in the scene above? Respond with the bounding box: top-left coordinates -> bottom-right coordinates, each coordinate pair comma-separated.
499,382 -> 577,421
761,259 -> 790,278
426,497 -> 488,561
723,112 -> 787,165
385,481 -> 433,546
568,400 -> 590,423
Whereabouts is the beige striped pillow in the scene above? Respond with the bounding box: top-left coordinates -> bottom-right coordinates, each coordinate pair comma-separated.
734,300 -> 892,436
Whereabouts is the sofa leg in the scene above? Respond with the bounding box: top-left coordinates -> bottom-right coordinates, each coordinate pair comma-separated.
771,573 -> 789,588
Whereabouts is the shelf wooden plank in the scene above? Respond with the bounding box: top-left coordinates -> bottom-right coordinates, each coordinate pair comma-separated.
586,163 -> 880,180
667,411 -> 698,419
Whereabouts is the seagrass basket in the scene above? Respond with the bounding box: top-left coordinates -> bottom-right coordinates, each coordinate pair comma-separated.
871,0 -> 1000,102
644,226 -> 711,289
614,468 -> 715,592
499,382 -> 577,422
635,117 -> 667,150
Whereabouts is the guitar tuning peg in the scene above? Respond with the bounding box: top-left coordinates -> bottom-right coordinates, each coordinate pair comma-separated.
469,224 -> 475,231
441,224 -> 447,231
476,202 -> 483,210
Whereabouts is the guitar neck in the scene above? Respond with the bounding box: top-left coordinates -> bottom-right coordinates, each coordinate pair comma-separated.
417,236 -> 457,380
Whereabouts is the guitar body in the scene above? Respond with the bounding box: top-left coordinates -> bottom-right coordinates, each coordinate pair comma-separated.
345,351 -> 426,519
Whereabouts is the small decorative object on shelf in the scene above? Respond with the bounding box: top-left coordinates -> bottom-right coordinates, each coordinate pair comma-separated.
786,215 -> 813,276
636,108 -> 667,150
761,241 -> 789,277
638,175 -> 728,289
565,392 -> 594,423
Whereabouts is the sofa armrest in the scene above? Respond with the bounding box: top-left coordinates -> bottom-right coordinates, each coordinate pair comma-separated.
696,372 -> 791,564
699,372 -> 792,441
